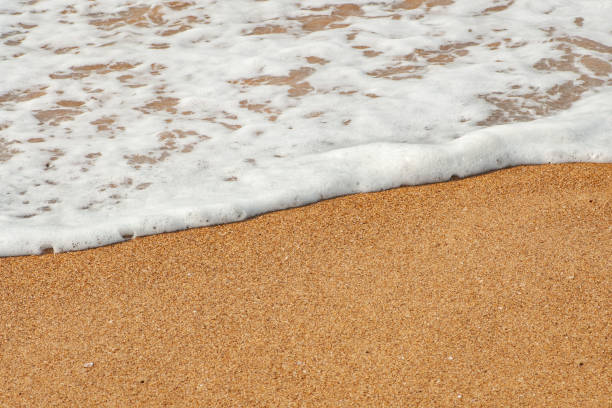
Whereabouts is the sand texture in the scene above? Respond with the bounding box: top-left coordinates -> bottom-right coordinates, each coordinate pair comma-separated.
1,163 -> 611,407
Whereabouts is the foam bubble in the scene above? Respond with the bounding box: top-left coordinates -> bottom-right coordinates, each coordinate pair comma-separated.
0,0 -> 610,256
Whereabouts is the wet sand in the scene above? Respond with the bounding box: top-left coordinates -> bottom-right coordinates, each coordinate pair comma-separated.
1,163 -> 610,407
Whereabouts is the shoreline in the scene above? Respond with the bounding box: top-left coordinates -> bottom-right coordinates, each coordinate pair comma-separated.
3,161 -> 607,259
2,163 -> 610,406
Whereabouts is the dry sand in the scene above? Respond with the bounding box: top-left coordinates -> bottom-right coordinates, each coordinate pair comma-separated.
1,163 -> 610,407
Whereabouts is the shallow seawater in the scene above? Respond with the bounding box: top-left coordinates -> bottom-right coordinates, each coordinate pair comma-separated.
0,0 -> 611,256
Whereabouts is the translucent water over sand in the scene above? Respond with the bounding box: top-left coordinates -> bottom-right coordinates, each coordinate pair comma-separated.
1,0 -> 611,255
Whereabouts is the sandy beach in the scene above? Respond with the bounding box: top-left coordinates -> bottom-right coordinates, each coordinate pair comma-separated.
1,163 -> 610,406
2,1 -> 611,405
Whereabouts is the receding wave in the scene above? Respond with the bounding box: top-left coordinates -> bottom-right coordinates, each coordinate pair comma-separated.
1,0 -> 611,255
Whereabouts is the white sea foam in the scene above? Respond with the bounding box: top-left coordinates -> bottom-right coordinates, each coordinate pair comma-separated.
1,0 -> 611,256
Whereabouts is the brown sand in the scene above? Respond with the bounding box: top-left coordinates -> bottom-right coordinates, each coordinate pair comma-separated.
1,163 -> 610,407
